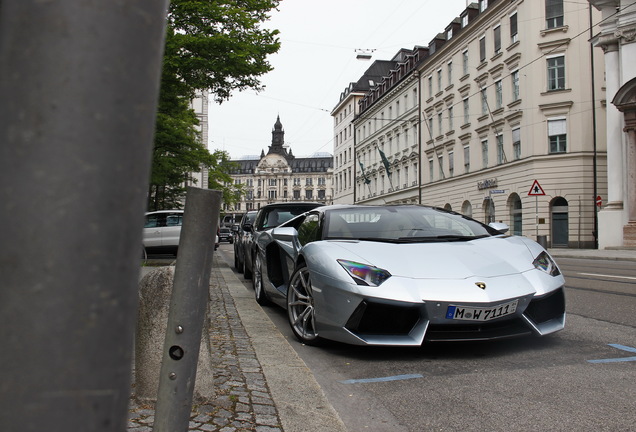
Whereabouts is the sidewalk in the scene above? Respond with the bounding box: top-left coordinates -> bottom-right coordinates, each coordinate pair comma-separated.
548,247 -> 636,261
128,257 -> 346,432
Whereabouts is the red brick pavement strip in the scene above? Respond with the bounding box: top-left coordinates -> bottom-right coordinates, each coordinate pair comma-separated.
128,261 -> 283,431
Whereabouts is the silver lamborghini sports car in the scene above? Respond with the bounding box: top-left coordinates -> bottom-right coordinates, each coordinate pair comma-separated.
253,204 -> 566,346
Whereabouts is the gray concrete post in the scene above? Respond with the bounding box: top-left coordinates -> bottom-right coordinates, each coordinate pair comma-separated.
0,1 -> 168,431
153,187 -> 221,432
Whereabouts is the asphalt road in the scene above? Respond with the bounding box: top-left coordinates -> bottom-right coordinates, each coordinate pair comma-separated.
217,245 -> 636,432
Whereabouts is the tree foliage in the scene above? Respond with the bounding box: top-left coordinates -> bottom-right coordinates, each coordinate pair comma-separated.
148,0 -> 281,210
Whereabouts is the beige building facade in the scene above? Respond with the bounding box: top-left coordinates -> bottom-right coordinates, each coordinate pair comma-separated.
347,0 -> 607,248
227,116 -> 334,213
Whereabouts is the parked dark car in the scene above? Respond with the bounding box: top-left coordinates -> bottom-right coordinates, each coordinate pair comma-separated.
243,202 -> 323,280
233,211 -> 257,275
218,227 -> 233,243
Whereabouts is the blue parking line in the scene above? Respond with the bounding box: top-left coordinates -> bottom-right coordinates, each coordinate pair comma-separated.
339,373 -> 423,384
587,344 -> 636,363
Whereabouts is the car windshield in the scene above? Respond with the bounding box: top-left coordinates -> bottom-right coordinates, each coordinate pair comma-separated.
259,206 -> 317,229
324,206 -> 500,243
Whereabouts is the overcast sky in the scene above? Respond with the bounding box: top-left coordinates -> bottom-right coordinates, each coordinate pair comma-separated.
208,0 -> 469,159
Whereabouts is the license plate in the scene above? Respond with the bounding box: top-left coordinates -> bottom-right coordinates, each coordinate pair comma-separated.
446,300 -> 518,321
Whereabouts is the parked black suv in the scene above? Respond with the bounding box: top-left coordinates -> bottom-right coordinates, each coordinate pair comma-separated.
233,211 -> 257,274
242,202 -> 323,279
218,227 -> 233,243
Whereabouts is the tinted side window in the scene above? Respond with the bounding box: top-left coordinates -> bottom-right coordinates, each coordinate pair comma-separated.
166,213 -> 183,226
298,213 -> 321,246
145,213 -> 167,227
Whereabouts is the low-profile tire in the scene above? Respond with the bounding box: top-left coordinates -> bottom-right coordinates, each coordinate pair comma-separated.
243,254 -> 252,279
287,265 -> 322,345
253,254 -> 270,305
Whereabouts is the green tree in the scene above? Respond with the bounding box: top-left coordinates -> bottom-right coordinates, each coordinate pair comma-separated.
148,0 -> 280,210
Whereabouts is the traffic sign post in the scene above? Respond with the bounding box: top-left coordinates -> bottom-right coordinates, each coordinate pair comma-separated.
528,180 -> 546,241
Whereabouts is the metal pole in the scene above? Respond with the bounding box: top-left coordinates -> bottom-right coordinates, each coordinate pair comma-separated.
0,1 -> 168,431
154,187 -> 221,432
536,196 -> 539,240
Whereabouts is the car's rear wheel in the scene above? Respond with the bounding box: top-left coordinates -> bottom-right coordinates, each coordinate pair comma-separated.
287,265 -> 322,345
253,254 -> 269,305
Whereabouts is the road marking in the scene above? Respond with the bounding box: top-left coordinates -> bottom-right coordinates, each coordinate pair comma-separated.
577,272 -> 636,281
339,373 -> 424,384
588,344 -> 636,363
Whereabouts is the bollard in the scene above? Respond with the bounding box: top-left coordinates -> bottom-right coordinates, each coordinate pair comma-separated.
153,187 -> 221,432
0,1 -> 168,431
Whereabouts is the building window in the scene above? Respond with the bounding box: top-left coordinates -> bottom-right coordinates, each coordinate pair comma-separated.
512,127 -> 521,159
546,0 -> 564,29
479,0 -> 488,12
437,69 -> 443,92
510,12 -> 518,43
447,28 -> 453,40
464,145 -> 470,173
447,61 -> 453,84
479,36 -> 486,62
448,106 -> 454,131
547,56 -> 565,91
318,189 -> 325,199
305,190 -> 313,200
428,117 -> 434,138
548,119 -> 567,153
496,134 -> 504,164
511,70 -> 520,101
495,80 -> 503,109
481,140 -> 489,168
481,88 -> 488,115
462,50 -> 469,76
428,75 -> 433,97
463,98 -> 470,124
429,159 -> 434,182
293,190 -> 300,199
449,151 -> 454,177
462,14 -> 469,28
438,112 -> 443,135
493,25 -> 501,55
268,190 -> 276,199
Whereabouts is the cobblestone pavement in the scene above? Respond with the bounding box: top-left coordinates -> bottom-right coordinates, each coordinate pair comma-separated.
127,262 -> 283,432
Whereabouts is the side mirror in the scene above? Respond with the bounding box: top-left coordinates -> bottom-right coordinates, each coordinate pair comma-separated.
488,222 -> 509,234
272,226 -> 298,242
242,223 -> 253,233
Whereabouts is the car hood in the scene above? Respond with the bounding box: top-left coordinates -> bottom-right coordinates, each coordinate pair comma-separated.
328,236 -> 537,279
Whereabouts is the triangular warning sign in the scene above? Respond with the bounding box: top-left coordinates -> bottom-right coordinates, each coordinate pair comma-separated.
528,180 -> 546,196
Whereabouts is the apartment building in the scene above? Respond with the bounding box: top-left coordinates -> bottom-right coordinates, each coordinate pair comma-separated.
348,0 -> 607,248
332,61 -> 402,204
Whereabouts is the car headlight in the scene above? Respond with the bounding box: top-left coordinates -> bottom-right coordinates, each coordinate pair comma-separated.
337,260 -> 391,287
533,251 -> 561,276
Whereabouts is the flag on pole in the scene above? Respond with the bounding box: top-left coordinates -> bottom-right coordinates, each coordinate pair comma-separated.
358,159 -> 371,184
378,148 -> 392,176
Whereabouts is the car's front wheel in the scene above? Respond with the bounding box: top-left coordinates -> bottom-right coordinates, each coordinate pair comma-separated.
287,265 -> 322,345
253,254 -> 269,305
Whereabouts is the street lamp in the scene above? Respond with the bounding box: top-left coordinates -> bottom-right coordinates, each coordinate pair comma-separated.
355,49 -> 375,60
